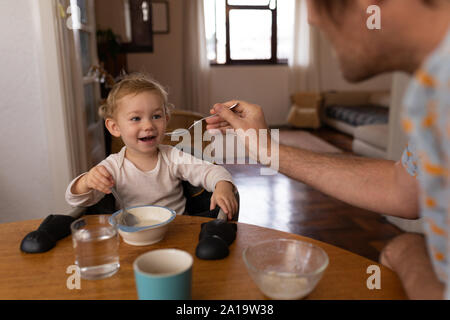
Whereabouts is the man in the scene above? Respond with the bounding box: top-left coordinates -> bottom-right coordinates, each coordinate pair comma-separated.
206,0 -> 450,299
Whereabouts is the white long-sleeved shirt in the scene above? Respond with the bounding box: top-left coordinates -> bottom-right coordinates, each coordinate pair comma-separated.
65,145 -> 233,214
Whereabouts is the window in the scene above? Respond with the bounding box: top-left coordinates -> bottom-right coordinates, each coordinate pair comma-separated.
204,0 -> 294,65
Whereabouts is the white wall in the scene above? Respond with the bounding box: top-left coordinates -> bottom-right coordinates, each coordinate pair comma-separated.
210,65 -> 291,126
97,0 -> 393,127
0,0 -> 397,225
0,0 -> 53,222
97,0 -> 185,109
207,35 -> 393,126
126,2 -> 184,110
0,0 -> 75,223
318,32 -> 393,92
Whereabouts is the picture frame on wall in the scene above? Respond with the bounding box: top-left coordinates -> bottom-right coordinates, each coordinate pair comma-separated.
122,0 -> 154,52
152,1 -> 170,34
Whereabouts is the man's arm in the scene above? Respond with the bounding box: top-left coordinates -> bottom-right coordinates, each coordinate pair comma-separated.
277,145 -> 419,219
207,101 -> 420,219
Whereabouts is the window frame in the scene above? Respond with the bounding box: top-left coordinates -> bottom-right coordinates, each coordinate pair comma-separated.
213,0 -> 282,65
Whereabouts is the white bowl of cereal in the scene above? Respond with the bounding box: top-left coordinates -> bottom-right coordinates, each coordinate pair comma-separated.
110,205 -> 176,246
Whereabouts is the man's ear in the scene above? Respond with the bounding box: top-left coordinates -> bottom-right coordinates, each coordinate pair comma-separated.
105,118 -> 121,138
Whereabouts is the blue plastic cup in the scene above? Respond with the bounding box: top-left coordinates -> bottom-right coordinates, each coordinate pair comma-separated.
133,249 -> 193,300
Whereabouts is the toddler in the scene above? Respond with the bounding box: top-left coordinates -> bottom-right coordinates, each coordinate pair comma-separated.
65,73 -> 237,219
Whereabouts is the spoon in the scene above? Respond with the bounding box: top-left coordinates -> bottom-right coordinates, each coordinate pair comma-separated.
165,103 -> 239,137
110,187 -> 139,226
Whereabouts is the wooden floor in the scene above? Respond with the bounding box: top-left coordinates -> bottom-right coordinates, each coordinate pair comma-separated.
224,126 -> 403,262
308,126 -> 355,153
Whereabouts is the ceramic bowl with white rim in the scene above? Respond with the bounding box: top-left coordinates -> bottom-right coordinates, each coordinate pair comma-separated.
110,205 -> 176,246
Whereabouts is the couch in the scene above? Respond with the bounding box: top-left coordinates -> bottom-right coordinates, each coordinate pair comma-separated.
320,91 -> 391,158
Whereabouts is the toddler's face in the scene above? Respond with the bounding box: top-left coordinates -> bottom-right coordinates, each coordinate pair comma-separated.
108,91 -> 168,156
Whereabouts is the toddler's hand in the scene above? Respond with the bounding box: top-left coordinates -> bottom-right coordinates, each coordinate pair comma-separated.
72,165 -> 115,195
210,181 -> 238,220
84,165 -> 115,194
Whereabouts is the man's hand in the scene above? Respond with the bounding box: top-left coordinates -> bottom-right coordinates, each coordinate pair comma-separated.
206,100 -> 273,161
210,181 -> 238,220
71,165 -> 115,195
205,100 -> 269,133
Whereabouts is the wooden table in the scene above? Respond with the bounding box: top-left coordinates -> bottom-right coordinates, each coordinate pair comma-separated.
0,215 -> 406,299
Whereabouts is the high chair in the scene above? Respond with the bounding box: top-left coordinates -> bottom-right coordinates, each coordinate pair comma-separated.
20,109 -> 239,253
106,108 -> 239,220
82,180 -> 240,221
20,185 -> 240,253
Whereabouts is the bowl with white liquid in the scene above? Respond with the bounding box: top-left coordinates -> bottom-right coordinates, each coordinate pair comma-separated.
243,239 -> 329,300
110,205 -> 176,246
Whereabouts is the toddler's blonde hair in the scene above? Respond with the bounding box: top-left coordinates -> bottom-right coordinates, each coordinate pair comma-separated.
99,72 -> 172,119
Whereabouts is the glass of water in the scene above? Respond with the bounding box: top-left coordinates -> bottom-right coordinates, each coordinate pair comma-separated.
71,215 -> 120,280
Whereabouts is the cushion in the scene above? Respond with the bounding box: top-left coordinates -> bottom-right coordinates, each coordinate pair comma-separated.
352,139 -> 387,159
323,117 -> 357,136
290,92 -> 322,109
287,104 -> 321,129
354,124 -> 389,149
325,104 -> 389,126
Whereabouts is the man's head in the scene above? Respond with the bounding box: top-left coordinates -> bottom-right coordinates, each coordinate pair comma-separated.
306,0 -> 450,82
